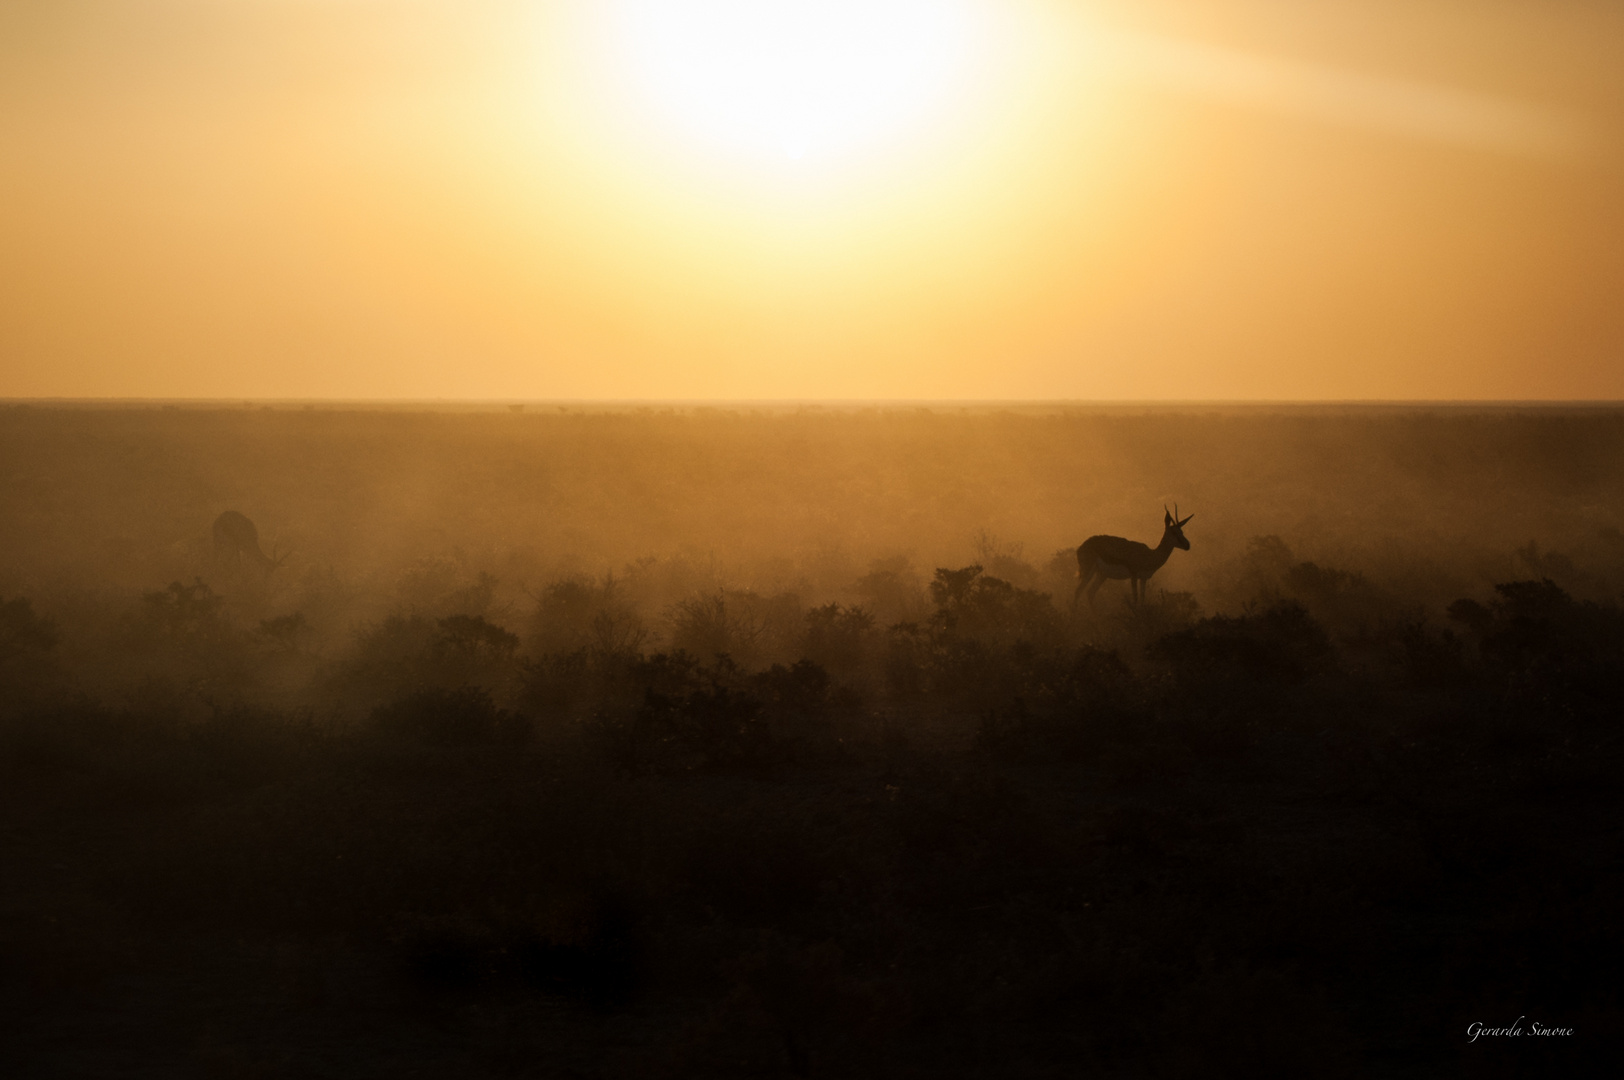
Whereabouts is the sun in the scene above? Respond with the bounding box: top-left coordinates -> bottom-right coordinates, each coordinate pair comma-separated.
607,0 -> 983,164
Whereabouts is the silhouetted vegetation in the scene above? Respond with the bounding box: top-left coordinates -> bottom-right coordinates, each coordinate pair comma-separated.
1,406 -> 1620,1076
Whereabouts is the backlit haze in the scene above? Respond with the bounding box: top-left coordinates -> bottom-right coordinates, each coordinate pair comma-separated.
3,0 -> 1623,401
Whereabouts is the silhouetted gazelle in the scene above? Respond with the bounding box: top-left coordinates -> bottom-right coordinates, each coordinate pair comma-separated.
212,511 -> 289,579
1075,506 -> 1193,607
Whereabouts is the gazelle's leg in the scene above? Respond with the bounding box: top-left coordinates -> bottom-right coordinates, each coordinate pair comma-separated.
1087,573 -> 1106,608
1076,557 -> 1097,608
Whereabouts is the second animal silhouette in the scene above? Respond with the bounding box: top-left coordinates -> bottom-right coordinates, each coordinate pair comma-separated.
1075,506 -> 1193,608
212,510 -> 289,580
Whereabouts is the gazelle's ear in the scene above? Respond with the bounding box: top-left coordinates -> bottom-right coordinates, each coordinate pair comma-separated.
1164,506 -> 1173,526
1178,514 -> 1194,527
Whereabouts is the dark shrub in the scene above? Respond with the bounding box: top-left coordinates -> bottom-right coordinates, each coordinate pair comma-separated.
637,680 -> 776,771
1279,560 -> 1392,639
590,654 -> 794,773
668,590 -> 802,670
1446,597 -> 1493,632
1477,579 -> 1595,674
627,649 -> 705,698
255,611 -> 308,652
1468,580 -> 1624,711
882,622 -> 928,698
344,614 -> 437,692
977,647 -> 1150,761
929,565 -> 1061,648
520,646 -> 635,721
853,555 -> 927,626
142,578 -> 226,642
1245,534 -> 1296,578
0,595 -> 58,662
1054,647 -> 1143,713
1284,561 -> 1366,600
1392,618 -> 1469,689
370,685 -> 530,746
802,603 -> 874,675
338,614 -> 521,704
435,614 -> 519,658
1150,603 -> 1332,686
751,659 -> 832,712
1113,588 -> 1203,640
530,575 -> 646,656
1516,539 -> 1579,584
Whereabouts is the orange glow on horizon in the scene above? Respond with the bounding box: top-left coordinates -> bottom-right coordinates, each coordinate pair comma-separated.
1,0 -> 1622,401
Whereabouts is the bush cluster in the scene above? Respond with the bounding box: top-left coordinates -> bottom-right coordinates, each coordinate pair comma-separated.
1,545 -> 1620,1078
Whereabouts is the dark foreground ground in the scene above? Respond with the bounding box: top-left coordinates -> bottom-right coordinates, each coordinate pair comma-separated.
1,406 -> 1621,1076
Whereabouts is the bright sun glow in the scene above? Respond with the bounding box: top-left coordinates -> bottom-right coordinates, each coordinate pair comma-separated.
610,1 -> 983,163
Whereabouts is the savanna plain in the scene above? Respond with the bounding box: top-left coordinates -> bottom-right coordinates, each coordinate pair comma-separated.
1,404 -> 1619,1078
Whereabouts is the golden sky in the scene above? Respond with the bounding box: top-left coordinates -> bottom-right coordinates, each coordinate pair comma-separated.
2,0 -> 1622,400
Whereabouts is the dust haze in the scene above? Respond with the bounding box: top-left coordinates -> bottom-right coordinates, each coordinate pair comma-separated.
1,403 -> 1618,1075
7,403 -> 1620,648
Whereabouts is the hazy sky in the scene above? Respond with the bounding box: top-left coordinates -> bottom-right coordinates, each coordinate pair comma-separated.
3,0 -> 1622,400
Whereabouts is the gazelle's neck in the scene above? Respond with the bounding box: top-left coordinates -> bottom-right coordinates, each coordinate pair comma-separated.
1147,529 -> 1178,569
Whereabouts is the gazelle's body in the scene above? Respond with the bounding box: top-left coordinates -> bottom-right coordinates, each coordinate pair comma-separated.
212,511 -> 286,578
1076,508 -> 1192,607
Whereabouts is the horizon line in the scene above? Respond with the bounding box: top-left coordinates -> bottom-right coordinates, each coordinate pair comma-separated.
5,396 -> 1624,413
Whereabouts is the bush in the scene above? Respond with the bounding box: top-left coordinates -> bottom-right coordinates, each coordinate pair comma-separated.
667,590 -> 802,669
802,603 -> 874,676
141,578 -> 226,643
530,575 -> 646,657
0,595 -> 58,663
929,564 -> 1061,648
1150,603 -> 1333,686
976,647 -> 1151,762
255,611 -> 308,652
435,614 -> 519,658
370,685 -> 530,746
1454,579 -> 1624,714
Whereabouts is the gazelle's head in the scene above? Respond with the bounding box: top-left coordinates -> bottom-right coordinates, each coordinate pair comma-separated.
1163,505 -> 1193,550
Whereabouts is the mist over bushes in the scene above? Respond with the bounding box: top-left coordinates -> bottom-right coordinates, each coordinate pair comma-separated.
1,406 -> 1620,1076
